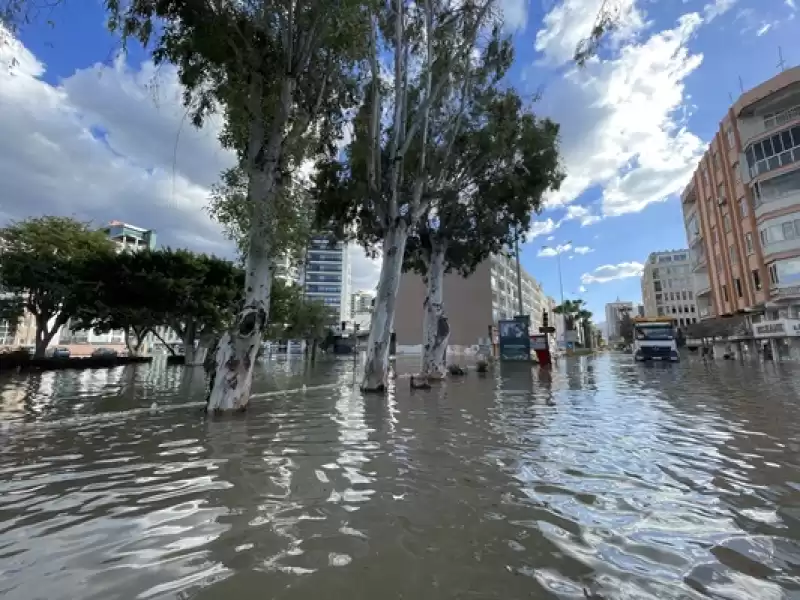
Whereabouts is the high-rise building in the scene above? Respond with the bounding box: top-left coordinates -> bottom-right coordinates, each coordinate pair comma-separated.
605,300 -> 634,342
640,250 -> 698,329
394,252 -> 551,349
681,67 -> 800,355
100,220 -> 157,253
300,236 -> 351,323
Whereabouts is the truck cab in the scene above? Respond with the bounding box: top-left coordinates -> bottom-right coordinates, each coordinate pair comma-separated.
632,317 -> 680,362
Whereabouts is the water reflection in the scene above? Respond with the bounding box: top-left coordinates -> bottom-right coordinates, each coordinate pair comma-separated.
0,354 -> 799,598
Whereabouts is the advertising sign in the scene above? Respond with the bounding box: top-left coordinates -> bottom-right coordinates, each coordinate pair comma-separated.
498,317 -> 531,361
530,334 -> 548,351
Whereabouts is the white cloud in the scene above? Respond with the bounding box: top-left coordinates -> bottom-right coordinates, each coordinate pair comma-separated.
561,204 -> 602,227
579,285 -> 587,293
581,261 -> 644,284
526,217 -> 559,240
703,0 -> 737,22
535,6 -> 707,219
538,243 -> 572,257
0,29 -> 380,292
787,0 -> 797,11
349,245 -> 381,292
534,0 -> 646,67
546,235 -> 555,241
756,22 -> 772,35
573,246 -> 593,254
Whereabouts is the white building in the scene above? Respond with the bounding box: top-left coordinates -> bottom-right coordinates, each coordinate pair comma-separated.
350,290 -> 374,317
300,236 -> 351,324
641,250 -> 699,330
605,300 -> 634,342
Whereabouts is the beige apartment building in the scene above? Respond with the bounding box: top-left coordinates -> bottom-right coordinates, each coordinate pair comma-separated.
394,253 -> 555,350
682,66 -> 800,356
640,250 -> 698,329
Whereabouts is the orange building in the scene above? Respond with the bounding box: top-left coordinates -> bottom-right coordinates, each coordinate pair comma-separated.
682,67 -> 800,357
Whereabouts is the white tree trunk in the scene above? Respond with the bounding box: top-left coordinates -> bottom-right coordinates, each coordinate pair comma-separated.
421,244 -> 449,380
207,171 -> 276,412
361,223 -> 409,392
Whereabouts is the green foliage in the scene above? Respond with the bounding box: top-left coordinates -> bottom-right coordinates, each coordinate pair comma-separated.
0,216 -> 116,355
0,294 -> 24,337
207,167 -> 316,264
553,299 -> 584,331
619,308 -> 634,344
286,299 -> 337,342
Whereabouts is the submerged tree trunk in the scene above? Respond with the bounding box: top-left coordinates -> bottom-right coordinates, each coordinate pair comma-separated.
421,242 -> 449,379
206,75 -> 294,413
361,223 -> 409,392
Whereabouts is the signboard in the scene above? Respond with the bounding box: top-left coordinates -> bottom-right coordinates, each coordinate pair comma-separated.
498,317 -> 531,361
530,334 -> 548,351
753,319 -> 800,338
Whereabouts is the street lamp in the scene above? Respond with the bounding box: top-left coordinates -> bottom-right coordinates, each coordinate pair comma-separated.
542,240 -> 572,346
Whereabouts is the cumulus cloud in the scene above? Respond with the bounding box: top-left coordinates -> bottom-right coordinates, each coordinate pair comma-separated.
581,261 -> 644,284
703,0 -> 737,22
349,245 -> 381,292
527,217 -> 559,240
539,243 -> 571,257
534,3 -> 707,219
499,0 -> 528,31
562,204 -> 602,226
573,246 -> 593,254
0,30 -> 381,291
579,285 -> 587,293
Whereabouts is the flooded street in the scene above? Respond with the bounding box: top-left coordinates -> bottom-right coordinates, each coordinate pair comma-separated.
1,354 -> 799,599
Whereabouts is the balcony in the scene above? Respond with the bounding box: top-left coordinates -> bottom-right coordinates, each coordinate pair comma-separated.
693,273 -> 711,296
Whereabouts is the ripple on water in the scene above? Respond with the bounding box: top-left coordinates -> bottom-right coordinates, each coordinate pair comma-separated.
0,355 -> 799,598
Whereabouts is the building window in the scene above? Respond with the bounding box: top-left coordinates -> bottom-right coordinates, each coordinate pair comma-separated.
769,263 -> 779,285
735,278 -> 743,298
712,227 -> 719,245
784,221 -> 797,240
738,198 -> 748,218
655,293 -> 662,303
744,124 -> 800,179
713,151 -> 720,170
688,291 -> 693,299
745,232 -> 754,255
657,307 -> 664,316
727,128 -> 736,149
722,284 -> 729,302
723,214 -> 731,233
752,268 -> 762,290
715,255 -> 723,272
729,245 -> 737,264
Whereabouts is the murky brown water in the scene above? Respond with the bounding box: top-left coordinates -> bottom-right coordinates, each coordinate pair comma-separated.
1,354 -> 799,599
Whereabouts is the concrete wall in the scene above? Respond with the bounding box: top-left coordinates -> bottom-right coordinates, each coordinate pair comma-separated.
394,262 -> 493,347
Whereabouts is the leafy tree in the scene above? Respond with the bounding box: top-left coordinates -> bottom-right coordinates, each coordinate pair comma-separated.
0,216 -> 115,357
0,293 -> 25,341
103,0 -> 370,412
576,306 -> 593,348
315,0 -> 500,392
553,299 -> 581,331
285,299 -> 337,362
404,84 -> 563,377
619,308 -> 634,344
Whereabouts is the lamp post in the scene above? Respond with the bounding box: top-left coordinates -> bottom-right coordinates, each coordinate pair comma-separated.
514,233 -> 524,317
542,241 -> 571,346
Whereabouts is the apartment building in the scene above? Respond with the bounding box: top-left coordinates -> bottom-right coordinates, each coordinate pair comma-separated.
393,252 -> 553,349
300,235 -> 351,323
641,250 -> 698,329
682,67 -> 800,356
350,290 -> 374,318
604,301 -> 633,342
100,220 -> 157,253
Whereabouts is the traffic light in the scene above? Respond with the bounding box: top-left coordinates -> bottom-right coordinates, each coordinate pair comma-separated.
542,309 -> 549,329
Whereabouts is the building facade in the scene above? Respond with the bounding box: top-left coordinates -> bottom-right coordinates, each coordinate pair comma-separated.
394,252 -> 553,350
300,236 -> 351,324
681,67 -> 800,357
100,220 -> 157,253
604,301 -> 634,342
350,290 -> 374,318
641,250 -> 698,329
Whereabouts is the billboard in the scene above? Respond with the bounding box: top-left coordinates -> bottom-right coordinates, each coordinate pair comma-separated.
498,317 -> 531,361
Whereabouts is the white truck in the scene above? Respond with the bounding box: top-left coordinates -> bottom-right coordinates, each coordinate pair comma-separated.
632,317 -> 680,362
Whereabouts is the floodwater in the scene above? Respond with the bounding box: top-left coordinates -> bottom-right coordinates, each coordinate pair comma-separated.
1,354 -> 799,599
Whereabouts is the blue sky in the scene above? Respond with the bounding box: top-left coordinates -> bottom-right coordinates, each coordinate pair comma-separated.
2,0 -> 799,321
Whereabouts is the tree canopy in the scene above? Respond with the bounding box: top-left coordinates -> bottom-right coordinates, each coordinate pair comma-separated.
0,216 -> 115,356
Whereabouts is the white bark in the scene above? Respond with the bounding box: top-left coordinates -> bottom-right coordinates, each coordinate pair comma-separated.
421,243 -> 449,379
361,223 -> 409,392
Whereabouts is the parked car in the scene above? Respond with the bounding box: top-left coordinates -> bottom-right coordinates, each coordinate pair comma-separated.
91,348 -> 118,358
51,347 -> 70,358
